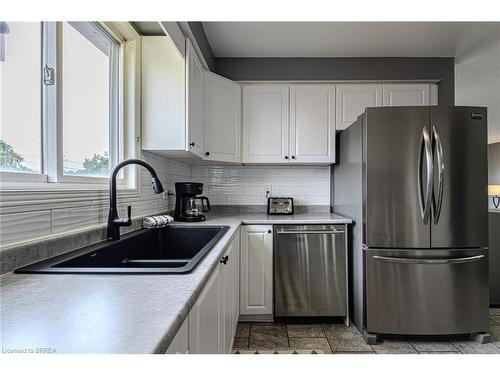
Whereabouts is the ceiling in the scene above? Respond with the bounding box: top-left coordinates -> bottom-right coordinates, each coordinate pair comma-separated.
202,22 -> 500,58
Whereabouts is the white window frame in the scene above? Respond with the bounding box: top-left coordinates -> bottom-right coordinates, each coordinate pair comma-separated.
0,22 -> 46,184
56,22 -> 120,184
0,22 -> 143,206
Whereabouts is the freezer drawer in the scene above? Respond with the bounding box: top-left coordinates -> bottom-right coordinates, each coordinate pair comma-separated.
274,225 -> 347,317
365,248 -> 489,335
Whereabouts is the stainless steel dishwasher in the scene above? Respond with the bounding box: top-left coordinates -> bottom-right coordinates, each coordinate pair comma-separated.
274,224 -> 349,324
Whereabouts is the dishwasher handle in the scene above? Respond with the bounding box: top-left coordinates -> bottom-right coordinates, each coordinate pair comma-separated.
276,229 -> 345,235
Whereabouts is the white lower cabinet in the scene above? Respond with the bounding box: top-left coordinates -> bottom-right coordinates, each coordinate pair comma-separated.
221,231 -> 240,353
188,265 -> 221,354
165,318 -> 189,354
173,231 -> 240,354
240,225 -> 274,317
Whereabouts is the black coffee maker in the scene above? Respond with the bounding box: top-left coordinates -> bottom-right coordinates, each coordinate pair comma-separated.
174,182 -> 211,222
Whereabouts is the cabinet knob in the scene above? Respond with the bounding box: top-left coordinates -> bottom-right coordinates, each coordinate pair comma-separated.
291,155 -> 296,159
267,229 -> 272,233
220,255 -> 229,265
284,156 -> 289,160
189,142 -> 195,147
205,151 -> 210,156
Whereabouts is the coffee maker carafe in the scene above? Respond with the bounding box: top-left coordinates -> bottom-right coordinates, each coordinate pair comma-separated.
174,182 -> 211,222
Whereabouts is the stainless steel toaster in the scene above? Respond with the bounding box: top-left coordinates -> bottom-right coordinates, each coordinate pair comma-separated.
267,197 -> 294,215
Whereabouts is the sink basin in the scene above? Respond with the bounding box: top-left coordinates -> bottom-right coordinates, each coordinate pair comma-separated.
15,225 -> 229,274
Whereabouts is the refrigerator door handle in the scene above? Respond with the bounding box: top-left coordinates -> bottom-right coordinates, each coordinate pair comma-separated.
372,254 -> 485,265
418,126 -> 433,224
432,126 -> 445,224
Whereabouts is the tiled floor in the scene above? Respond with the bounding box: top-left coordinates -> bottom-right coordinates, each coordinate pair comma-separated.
232,308 -> 500,354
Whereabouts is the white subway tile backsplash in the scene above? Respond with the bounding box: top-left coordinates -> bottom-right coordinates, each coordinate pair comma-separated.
243,186 -> 271,196
315,168 -> 331,178
0,152 -> 191,248
1,157 -> 330,248
280,168 -> 316,177
297,177 -> 330,187
316,186 -> 330,195
227,195 -> 266,205
191,167 -> 208,177
244,166 -> 277,177
118,199 -> 157,218
0,211 -> 52,246
205,196 -> 228,205
192,165 -> 330,206
265,177 -> 299,186
277,186 -> 316,196
52,205 -> 108,234
208,186 -> 245,196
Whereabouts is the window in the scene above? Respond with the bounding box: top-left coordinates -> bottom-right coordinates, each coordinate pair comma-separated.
61,22 -> 119,177
0,22 -> 42,174
0,21 -> 124,185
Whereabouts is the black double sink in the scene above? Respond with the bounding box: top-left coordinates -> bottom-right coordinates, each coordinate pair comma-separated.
15,225 -> 229,274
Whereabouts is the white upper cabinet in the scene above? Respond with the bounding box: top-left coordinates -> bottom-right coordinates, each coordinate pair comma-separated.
186,39 -> 204,157
242,85 -> 289,163
141,37 -> 204,158
141,36 -> 186,152
336,84 -> 383,131
382,83 -> 435,106
289,85 -> 336,163
203,71 -> 241,163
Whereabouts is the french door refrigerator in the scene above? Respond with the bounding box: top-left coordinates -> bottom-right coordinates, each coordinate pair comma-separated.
333,106 -> 489,344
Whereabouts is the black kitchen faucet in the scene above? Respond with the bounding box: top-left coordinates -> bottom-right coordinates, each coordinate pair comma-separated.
107,159 -> 164,241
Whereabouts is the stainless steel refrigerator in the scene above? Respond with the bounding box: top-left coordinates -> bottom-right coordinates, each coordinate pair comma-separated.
332,106 -> 490,344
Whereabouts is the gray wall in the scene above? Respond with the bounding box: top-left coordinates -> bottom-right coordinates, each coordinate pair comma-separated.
188,22 -> 215,71
214,57 -> 455,105
188,24 -> 455,104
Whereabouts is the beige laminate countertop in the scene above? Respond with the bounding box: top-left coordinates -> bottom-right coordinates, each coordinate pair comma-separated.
0,212 -> 351,354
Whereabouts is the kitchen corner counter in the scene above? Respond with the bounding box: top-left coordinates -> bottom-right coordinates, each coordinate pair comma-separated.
0,212 -> 351,354
205,212 -> 352,225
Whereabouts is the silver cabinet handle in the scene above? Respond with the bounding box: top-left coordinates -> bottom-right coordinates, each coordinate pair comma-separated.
372,254 -> 484,265
432,125 -> 444,225
276,230 -> 345,235
418,126 -> 433,225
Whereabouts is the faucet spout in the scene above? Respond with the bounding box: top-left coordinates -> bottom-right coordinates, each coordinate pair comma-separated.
107,159 -> 164,241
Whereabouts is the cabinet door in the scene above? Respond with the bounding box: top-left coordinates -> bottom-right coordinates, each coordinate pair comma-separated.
142,36 -> 186,151
335,84 -> 382,131
242,85 -> 289,163
221,231 -> 240,353
204,72 -> 241,162
165,318 -> 189,354
383,83 -> 430,106
186,39 -> 204,156
189,266 -> 221,354
240,225 -> 273,316
289,85 -> 336,163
